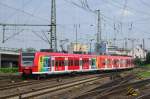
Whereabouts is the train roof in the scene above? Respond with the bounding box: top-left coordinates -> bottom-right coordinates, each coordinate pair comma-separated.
35,52 -> 96,57
22,51 -> 132,59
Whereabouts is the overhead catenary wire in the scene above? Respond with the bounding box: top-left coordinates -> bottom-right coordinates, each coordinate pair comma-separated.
64,0 -> 116,23
32,30 -> 49,44
3,29 -> 24,43
139,0 -> 150,9
0,1 -> 49,22
64,0 -> 115,30
109,0 -> 150,17
3,0 -> 34,22
42,30 -> 51,45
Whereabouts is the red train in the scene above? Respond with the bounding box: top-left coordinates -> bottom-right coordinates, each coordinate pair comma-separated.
19,51 -> 134,77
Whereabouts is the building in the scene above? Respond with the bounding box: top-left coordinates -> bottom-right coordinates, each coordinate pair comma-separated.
67,42 -> 89,54
0,47 -> 19,68
99,41 -> 130,56
128,45 -> 147,60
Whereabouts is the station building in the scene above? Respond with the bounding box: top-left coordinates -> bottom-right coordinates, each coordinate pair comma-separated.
0,47 -> 19,68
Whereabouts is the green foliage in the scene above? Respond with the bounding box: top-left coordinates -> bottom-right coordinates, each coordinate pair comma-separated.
144,64 -> 150,67
134,58 -> 144,66
138,71 -> 150,78
145,52 -> 150,64
0,68 -> 18,73
134,52 -> 150,66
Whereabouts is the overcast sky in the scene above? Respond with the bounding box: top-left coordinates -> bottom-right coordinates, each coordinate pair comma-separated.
0,0 -> 150,50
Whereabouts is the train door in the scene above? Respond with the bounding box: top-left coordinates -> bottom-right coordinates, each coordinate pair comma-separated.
107,58 -> 112,69
100,56 -> 106,69
120,59 -> 124,68
39,56 -> 51,72
68,57 -> 80,70
96,56 -> 100,69
68,57 -> 73,70
54,57 -> 65,71
74,57 -> 80,70
82,58 -> 89,70
127,59 -> 130,68
113,59 -> 117,69
122,59 -> 126,68
91,58 -> 96,69
110,58 -> 114,69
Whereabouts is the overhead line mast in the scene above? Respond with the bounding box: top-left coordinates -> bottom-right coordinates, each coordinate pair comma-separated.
50,0 -> 57,51
95,9 -> 102,55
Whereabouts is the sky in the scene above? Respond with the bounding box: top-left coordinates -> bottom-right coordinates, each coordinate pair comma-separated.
0,0 -> 150,50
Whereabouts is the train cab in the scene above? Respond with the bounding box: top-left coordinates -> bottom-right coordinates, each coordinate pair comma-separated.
19,52 -> 35,76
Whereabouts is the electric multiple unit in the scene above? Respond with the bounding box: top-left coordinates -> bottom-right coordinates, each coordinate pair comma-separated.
19,52 -> 134,77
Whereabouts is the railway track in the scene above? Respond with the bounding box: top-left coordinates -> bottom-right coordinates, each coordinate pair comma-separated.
0,74 -> 105,99
0,75 -> 22,86
0,79 -> 48,91
100,78 -> 150,97
0,73 -> 101,91
74,74 -> 136,99
136,92 -> 150,99
0,70 -> 134,99
75,75 -> 150,99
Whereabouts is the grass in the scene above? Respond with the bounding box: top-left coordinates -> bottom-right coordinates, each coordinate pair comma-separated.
138,71 -> 150,78
144,64 -> 150,67
0,68 -> 18,73
134,64 -> 150,78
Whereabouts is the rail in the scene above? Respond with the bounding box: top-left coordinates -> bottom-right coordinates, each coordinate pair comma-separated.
0,75 -> 102,99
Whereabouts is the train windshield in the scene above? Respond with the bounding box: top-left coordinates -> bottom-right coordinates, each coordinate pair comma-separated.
22,53 -> 35,66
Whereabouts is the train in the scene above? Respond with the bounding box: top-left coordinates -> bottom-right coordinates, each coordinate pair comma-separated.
18,51 -> 134,78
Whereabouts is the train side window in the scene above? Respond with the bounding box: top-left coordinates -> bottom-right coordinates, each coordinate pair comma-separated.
61,60 -> 65,66
108,59 -> 110,65
105,59 -> 110,65
82,59 -> 89,66
77,60 -> 79,66
52,60 -> 54,67
117,60 -> 119,65
40,57 -> 43,62
128,60 -> 131,65
69,60 -> 71,66
75,60 -> 79,66
87,59 -> 89,63
44,58 -> 49,67
68,60 -> 73,66
92,59 -> 94,66
114,60 -> 117,65
91,58 -> 96,66
82,60 -> 85,66
122,60 -> 126,64
72,60 -> 74,66
65,60 -> 68,66
120,60 -> 123,65
102,60 -> 105,65
55,60 -> 57,66
79,60 -> 82,66
89,59 -> 91,66
59,60 -> 61,66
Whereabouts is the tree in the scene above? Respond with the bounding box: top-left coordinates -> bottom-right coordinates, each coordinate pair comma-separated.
145,52 -> 150,64
134,57 -> 144,66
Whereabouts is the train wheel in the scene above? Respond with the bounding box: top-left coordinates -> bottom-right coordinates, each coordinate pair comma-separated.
35,74 -> 40,80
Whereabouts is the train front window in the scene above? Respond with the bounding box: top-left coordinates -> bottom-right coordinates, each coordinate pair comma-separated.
22,53 -> 35,66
